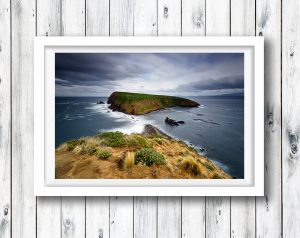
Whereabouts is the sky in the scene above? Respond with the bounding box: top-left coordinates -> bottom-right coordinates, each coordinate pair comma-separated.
55,53 -> 244,97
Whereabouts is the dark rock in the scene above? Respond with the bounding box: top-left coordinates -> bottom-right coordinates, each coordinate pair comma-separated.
97,101 -> 105,104
165,117 -> 185,126
165,117 -> 179,126
143,124 -> 171,139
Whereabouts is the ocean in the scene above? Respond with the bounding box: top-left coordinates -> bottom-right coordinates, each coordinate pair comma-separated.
55,96 -> 244,178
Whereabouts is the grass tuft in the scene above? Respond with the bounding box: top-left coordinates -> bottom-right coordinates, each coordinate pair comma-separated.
182,156 -> 202,175
95,148 -> 112,160
135,148 -> 165,166
124,152 -> 135,170
99,131 -> 127,147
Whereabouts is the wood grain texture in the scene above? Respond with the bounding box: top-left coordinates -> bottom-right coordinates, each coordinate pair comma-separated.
282,0 -> 300,237
205,1 -> 231,237
37,197 -> 61,238
36,1 -> 62,237
134,197 -> 157,238
11,0 -> 36,237
62,0 -> 86,36
181,2 -> 206,237
134,0 -> 157,36
62,197 -> 85,238
206,0 -> 230,36
182,197 -> 205,238
86,0 -> 109,36
0,0 -> 10,237
110,197 -> 133,238
110,0 -> 133,36
230,1 -> 256,237
182,0 -> 205,36
157,0 -> 181,35
157,197 -> 181,238
256,0 -> 282,237
86,197 -> 110,238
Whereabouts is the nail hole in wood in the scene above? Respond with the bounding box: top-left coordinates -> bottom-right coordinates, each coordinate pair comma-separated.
164,6 -> 168,18
4,206 -> 8,216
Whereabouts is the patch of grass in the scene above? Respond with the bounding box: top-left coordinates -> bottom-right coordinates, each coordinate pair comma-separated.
124,152 -> 135,170
205,162 -> 215,171
135,148 -> 165,166
85,144 -> 98,155
212,173 -> 222,179
73,145 -> 85,155
131,134 -> 151,148
95,148 -> 112,160
182,156 -> 202,175
62,139 -> 85,151
99,131 -> 127,147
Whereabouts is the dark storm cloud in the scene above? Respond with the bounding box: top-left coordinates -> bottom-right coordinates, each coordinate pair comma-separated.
177,75 -> 244,91
55,53 -> 244,97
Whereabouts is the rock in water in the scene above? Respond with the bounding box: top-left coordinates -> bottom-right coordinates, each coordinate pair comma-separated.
97,101 -> 105,104
165,117 -> 186,126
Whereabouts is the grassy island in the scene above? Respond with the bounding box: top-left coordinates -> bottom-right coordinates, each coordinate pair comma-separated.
55,125 -> 230,179
107,92 -> 200,115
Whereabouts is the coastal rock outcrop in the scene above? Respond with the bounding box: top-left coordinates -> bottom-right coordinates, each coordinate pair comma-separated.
165,117 -> 185,126
107,91 -> 200,115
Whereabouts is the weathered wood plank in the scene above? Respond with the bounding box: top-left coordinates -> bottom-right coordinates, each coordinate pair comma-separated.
206,198 -> 231,238
110,197 -> 133,238
182,0 -> 205,36
256,0 -> 282,237
11,0 -> 36,237
134,197 -> 157,238
282,0 -> 300,237
230,1 -> 256,237
110,0 -> 134,36
37,197 -> 61,238
157,1 -> 182,237
157,197 -> 181,238
134,0 -> 157,36
60,1 -> 86,238
36,1 -> 62,237
205,1 -> 231,237
206,0 -> 230,36
181,1 -> 206,237
62,0 -> 86,36
62,197 -> 85,238
86,0 -> 109,36
157,0 -> 181,35
86,197 -> 109,238
0,0 -> 11,237
182,197 -> 205,238
133,2 -> 158,238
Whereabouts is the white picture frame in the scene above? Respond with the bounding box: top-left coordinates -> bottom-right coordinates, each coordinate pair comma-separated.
34,36 -> 264,196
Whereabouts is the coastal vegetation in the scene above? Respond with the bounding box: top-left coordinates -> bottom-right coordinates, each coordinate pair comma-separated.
107,91 -> 200,115
55,125 -> 230,179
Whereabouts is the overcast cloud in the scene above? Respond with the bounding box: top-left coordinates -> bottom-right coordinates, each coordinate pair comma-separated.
55,53 -> 244,97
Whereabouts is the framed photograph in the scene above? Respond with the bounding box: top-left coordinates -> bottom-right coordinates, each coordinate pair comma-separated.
34,37 -> 264,196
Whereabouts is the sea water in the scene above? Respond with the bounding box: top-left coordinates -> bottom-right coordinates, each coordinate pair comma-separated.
55,97 -> 244,178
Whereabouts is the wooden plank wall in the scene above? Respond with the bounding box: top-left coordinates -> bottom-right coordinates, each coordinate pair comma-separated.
1,0 -> 298,237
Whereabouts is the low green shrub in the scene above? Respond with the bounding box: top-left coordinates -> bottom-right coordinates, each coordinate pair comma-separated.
205,162 -> 214,171
99,131 -> 127,147
65,139 -> 85,151
135,148 -> 165,166
131,135 -> 151,148
95,148 -> 112,160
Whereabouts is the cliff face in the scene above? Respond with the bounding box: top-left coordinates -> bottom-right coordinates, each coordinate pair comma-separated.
107,92 -> 200,115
